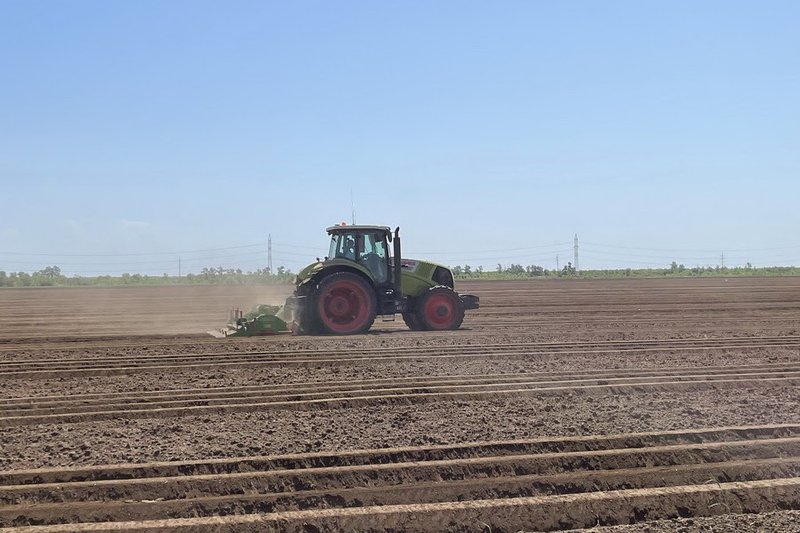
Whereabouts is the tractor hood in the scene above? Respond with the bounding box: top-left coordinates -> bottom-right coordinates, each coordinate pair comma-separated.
398,258 -> 454,295
400,258 -> 448,274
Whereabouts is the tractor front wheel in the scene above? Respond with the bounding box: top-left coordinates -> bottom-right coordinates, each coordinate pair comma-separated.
402,312 -> 424,331
416,286 -> 465,330
314,272 -> 377,335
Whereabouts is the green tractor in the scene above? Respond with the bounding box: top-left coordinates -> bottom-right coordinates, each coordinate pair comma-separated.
213,225 -> 479,336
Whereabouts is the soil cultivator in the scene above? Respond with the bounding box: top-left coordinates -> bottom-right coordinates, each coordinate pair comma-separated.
211,224 -> 478,337
211,305 -> 289,337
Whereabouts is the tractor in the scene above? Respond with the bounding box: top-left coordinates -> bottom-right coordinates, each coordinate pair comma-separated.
213,225 -> 479,336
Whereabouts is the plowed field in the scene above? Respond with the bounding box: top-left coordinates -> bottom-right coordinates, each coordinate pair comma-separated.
1,277 -> 799,532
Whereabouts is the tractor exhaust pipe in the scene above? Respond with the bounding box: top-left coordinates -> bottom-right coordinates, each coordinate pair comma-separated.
393,226 -> 402,298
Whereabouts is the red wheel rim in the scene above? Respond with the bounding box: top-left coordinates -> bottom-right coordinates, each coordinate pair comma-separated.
423,293 -> 456,329
318,280 -> 371,334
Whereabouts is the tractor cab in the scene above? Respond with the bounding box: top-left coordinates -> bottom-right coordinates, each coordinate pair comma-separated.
326,225 -> 392,285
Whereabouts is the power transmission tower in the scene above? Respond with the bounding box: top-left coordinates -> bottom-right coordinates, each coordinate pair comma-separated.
574,234 -> 579,271
178,257 -> 181,278
267,234 -> 273,274
350,190 -> 356,225
556,254 -> 559,271
721,251 -> 724,268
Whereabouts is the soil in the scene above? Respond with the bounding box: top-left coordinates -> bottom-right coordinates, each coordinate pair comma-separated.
1,277 -> 799,531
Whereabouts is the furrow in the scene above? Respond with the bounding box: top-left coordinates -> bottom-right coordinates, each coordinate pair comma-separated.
2,439 -> 799,507
2,458 -> 798,525
3,342 -> 800,379
3,335 -> 798,366
3,479 -> 800,532
3,424 -> 797,485
2,375 -> 798,426
3,361 -> 799,405
3,368 -> 799,418
2,429 -> 800,531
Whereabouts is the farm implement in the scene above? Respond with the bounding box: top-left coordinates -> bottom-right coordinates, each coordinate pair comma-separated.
210,224 -> 479,337
210,305 -> 289,337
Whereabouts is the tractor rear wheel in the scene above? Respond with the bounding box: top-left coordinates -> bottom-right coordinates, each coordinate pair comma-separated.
313,272 -> 377,335
416,286 -> 465,330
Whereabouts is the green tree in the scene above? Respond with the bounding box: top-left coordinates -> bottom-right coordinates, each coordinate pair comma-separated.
39,265 -> 62,278
528,265 -> 544,276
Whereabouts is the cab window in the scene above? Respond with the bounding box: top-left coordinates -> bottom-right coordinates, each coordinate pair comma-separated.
358,232 -> 388,283
330,233 -> 356,261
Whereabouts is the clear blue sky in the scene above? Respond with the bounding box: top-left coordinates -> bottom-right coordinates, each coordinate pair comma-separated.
1,1 -> 798,274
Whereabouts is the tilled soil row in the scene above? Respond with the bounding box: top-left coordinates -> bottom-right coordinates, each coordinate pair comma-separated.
2,279 -> 799,341
2,279 -> 800,531
2,336 -> 800,379
4,345 -> 798,402
4,335 -> 800,366
2,362 -> 799,426
3,313 -> 800,361
558,510 -> 800,532
1,425 -> 799,530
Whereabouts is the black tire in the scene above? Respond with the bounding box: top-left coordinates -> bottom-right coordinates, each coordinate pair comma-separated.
288,287 -> 321,335
312,272 -> 377,335
416,286 -> 465,330
402,311 -> 425,331
296,308 -> 322,335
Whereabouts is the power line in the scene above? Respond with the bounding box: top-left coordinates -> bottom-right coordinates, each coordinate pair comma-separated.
407,249 -> 573,263
0,242 -> 267,258
582,241 -> 800,253
579,252 -> 677,267
0,250 -> 268,267
5,235 -> 800,274
412,242 -> 573,255
580,246 -> 720,261
272,242 -> 327,250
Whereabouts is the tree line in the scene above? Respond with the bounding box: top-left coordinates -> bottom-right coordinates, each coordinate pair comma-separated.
453,262 -> 800,280
0,266 -> 295,287
1,262 -> 800,288
452,263 -> 576,279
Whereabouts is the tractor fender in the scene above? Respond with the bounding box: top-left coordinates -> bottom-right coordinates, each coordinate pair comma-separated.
308,264 -> 376,292
295,261 -> 374,295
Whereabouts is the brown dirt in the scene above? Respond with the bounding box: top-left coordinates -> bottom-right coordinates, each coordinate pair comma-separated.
1,277 -> 799,531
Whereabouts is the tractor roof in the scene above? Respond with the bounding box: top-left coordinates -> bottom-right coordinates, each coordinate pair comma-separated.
326,224 -> 392,235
